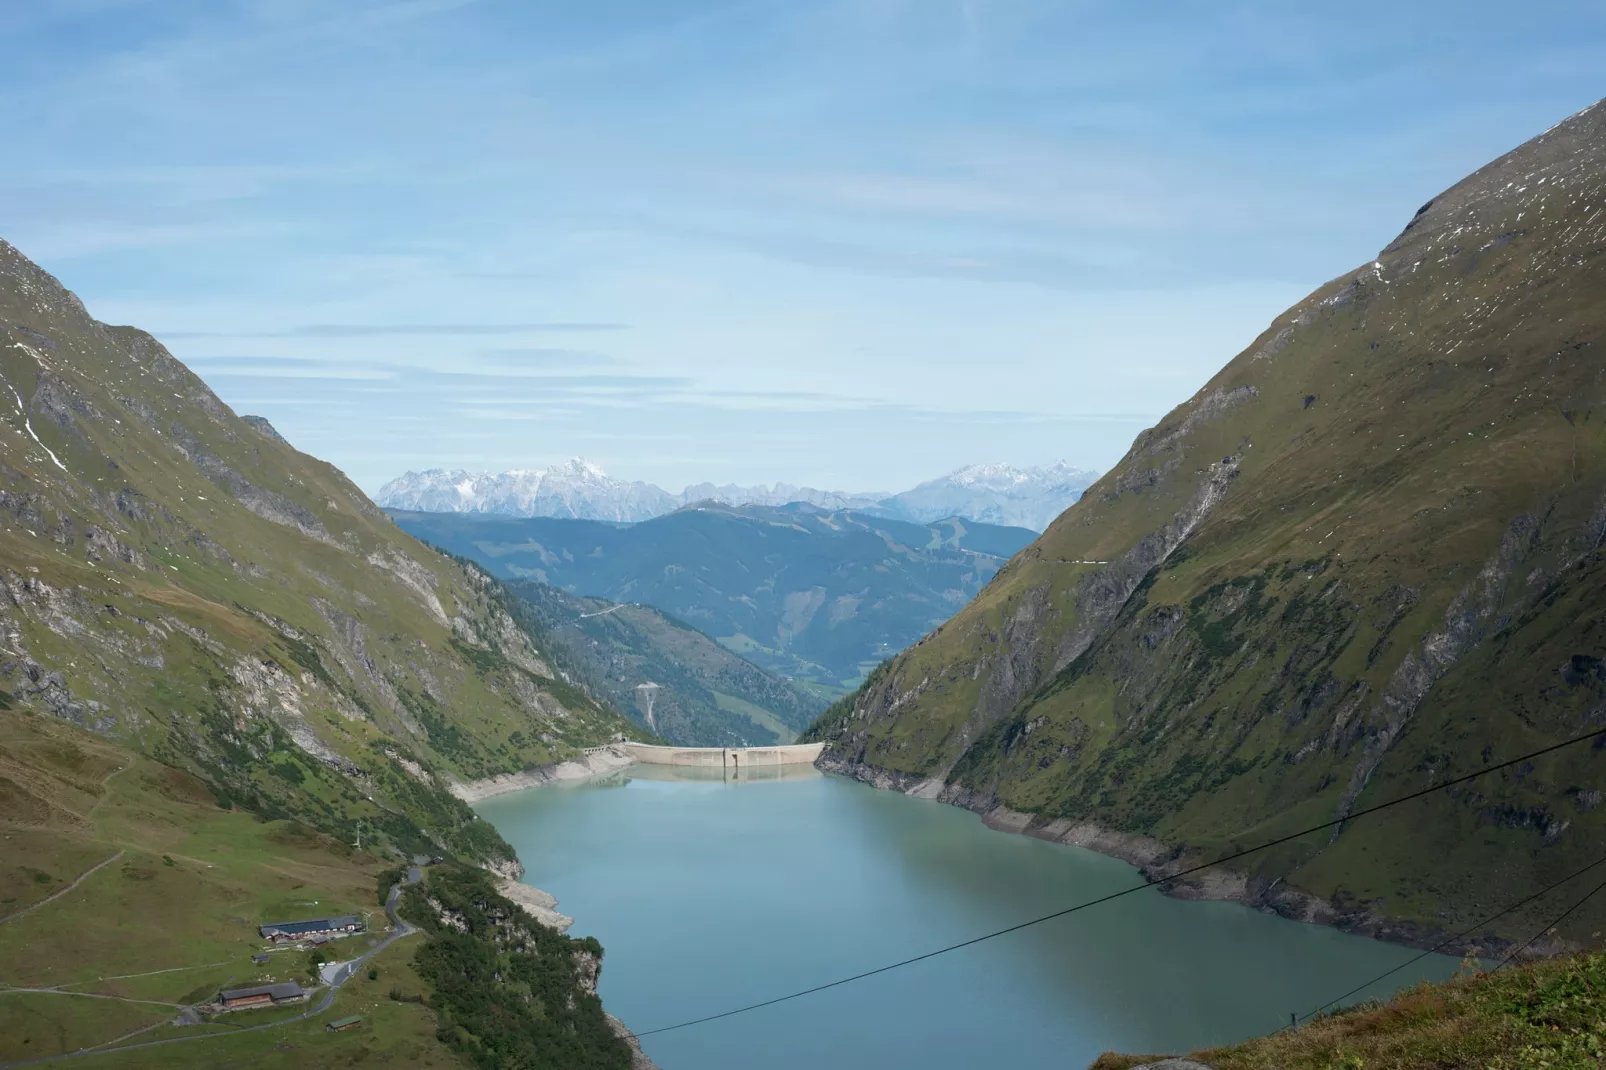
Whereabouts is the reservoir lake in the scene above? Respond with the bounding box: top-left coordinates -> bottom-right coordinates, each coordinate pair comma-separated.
475,766 -> 1463,1070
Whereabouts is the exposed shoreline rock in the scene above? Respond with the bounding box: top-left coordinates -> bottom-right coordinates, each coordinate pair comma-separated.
447,744 -> 635,802
606,1014 -> 661,1070
817,754 -> 1544,961
495,878 -> 574,932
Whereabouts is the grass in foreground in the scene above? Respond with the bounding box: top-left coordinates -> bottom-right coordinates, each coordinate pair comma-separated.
1092,950 -> 1605,1070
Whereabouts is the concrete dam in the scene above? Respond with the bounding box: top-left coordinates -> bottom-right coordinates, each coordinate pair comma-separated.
617,742 -> 825,770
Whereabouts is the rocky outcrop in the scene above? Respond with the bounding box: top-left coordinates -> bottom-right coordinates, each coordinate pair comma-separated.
496,878 -> 573,932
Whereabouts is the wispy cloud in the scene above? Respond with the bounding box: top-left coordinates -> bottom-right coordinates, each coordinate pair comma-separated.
187,354 -> 394,380
476,347 -> 627,369
161,322 -> 628,339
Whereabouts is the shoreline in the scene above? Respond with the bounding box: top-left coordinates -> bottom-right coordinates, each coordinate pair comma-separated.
816,753 -> 1540,961
462,743 -> 661,1068
449,744 -> 636,803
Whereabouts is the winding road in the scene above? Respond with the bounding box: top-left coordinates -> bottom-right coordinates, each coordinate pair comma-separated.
0,868 -> 421,1067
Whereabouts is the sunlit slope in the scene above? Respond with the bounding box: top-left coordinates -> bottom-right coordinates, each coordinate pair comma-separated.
0,238 -> 635,864
812,99 -> 1606,942
0,709 -> 466,1068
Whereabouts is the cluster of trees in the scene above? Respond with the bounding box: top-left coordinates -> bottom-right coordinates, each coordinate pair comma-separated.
398,865 -> 631,1070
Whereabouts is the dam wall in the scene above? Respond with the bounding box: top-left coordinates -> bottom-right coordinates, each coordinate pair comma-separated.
619,742 -> 825,768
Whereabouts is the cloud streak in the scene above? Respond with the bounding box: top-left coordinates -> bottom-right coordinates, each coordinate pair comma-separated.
162,322 -> 629,339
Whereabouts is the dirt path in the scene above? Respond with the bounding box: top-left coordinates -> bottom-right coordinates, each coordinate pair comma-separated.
56,962 -> 230,991
0,766 -> 132,928
0,849 -> 124,928
0,989 -> 183,1009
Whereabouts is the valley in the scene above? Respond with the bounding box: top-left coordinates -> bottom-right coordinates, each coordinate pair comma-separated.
2,7 -> 1604,1064
390,503 -> 1036,688
501,580 -> 830,747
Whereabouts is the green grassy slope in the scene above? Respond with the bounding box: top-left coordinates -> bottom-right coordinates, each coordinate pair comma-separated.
0,236 -> 637,868
389,503 -> 1036,686
504,580 -> 828,746
1093,951 -> 1606,1070
809,99 -> 1606,948
0,708 -> 468,1068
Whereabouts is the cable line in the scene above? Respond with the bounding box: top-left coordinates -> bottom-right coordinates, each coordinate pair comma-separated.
1298,851 -> 1606,1022
1492,872 -> 1606,973
631,724 -> 1606,1039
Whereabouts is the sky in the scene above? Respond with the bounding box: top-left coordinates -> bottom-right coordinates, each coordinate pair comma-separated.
2,1 -> 1603,495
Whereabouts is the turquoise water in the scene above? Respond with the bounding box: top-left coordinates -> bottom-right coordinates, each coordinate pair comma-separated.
476,767 -> 1461,1069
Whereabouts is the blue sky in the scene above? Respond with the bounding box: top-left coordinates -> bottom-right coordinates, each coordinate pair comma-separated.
3,0 -> 1602,493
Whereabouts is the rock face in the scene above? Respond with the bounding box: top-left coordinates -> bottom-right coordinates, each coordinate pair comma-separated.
809,99 -> 1606,946
0,237 -> 637,865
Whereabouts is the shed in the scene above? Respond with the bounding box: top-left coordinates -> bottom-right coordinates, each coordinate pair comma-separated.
327,1016 -> 363,1032
259,915 -> 363,942
219,981 -> 306,1009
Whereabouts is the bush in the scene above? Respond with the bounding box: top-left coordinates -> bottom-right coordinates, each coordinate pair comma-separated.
405,865 -> 631,1069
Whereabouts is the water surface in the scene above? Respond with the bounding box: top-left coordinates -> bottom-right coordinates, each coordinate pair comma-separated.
476,767 -> 1460,1069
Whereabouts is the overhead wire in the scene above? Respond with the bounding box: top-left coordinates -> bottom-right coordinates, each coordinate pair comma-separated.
1491,872 -> 1606,972
1297,851 -> 1606,1023
630,724 -> 1606,1038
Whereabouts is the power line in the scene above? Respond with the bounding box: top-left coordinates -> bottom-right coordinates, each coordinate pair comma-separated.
1492,872 -> 1606,973
1298,852 -> 1606,1022
631,724 -> 1606,1038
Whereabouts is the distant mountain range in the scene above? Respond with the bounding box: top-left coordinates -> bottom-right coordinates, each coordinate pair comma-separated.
391,502 -> 1039,686
375,459 -> 1099,532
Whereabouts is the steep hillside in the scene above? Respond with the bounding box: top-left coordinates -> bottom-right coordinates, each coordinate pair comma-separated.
810,100 -> 1606,948
0,237 -> 637,870
1094,950 -> 1606,1070
391,503 -> 1037,686
505,580 -> 830,746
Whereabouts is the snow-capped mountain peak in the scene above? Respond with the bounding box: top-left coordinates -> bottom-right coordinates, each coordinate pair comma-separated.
873,461 -> 1100,530
375,459 -> 1100,531
375,459 -> 676,522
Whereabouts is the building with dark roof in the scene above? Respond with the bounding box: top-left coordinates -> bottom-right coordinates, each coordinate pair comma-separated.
219,981 -> 306,1010
258,915 -> 363,942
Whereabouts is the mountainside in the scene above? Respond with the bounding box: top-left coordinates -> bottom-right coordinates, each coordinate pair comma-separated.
504,580 -> 830,746
390,503 -> 1038,686
376,461 -> 1091,531
0,236 -> 639,867
808,100 -> 1606,949
870,461 -> 1099,530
